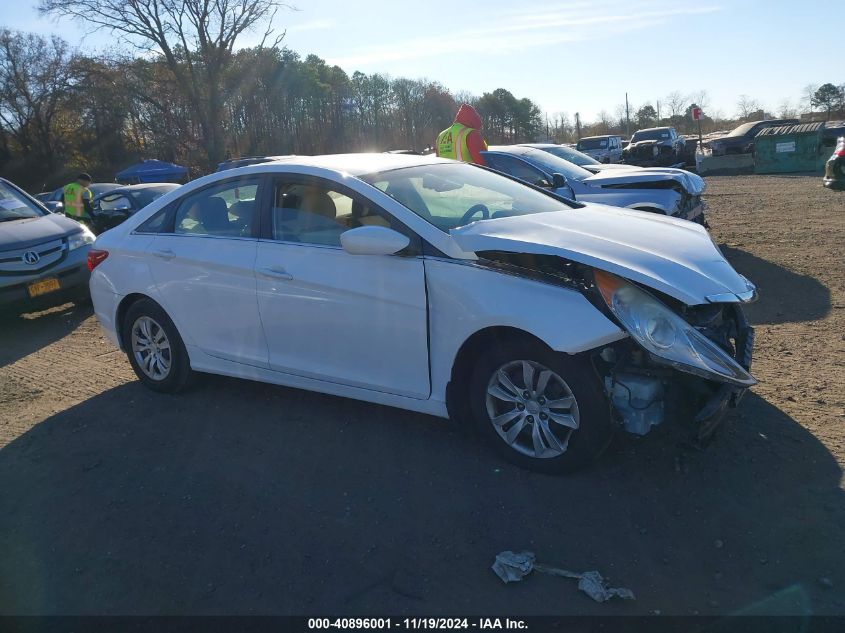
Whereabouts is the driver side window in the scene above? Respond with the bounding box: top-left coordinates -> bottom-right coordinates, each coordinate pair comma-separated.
270,179 -> 414,249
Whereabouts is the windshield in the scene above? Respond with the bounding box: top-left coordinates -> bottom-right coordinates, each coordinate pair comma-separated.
360,163 -> 572,232
726,122 -> 758,138
535,145 -> 600,167
0,181 -> 45,222
130,185 -> 179,207
518,148 -> 593,181
632,129 -> 671,142
577,138 -> 609,150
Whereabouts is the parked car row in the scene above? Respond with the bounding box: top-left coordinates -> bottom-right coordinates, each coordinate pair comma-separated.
4,149 -> 758,473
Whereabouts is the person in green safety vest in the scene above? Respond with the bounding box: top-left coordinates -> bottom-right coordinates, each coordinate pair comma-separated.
63,173 -> 93,222
436,103 -> 488,165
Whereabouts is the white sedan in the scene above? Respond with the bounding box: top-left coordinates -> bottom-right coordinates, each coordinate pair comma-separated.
88,154 -> 756,473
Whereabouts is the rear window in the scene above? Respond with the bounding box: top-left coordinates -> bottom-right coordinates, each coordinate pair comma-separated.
632,129 -> 672,141
577,138 -> 609,150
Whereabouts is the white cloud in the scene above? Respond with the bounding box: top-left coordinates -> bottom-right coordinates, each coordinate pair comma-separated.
328,1 -> 721,68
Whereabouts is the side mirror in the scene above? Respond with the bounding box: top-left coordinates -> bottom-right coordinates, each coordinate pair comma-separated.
552,173 -> 568,189
112,203 -> 132,212
340,225 -> 410,256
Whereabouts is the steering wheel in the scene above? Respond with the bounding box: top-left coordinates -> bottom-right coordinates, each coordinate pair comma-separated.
460,204 -> 490,225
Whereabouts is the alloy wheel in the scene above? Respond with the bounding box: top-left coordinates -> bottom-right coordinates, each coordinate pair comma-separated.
485,360 -> 580,459
131,316 -> 172,381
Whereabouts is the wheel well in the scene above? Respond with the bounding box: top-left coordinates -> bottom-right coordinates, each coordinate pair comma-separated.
115,293 -> 155,349
446,326 -> 550,424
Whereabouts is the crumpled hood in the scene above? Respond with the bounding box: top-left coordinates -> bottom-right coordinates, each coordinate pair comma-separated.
0,213 -> 82,250
454,103 -> 483,129
450,205 -> 754,306
583,167 -> 705,195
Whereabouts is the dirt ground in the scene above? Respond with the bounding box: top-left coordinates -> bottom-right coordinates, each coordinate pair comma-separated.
0,175 -> 843,616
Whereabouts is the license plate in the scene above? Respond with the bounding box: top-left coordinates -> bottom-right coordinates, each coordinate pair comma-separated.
28,278 -> 60,298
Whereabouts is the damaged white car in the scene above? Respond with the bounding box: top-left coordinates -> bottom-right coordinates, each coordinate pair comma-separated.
88,154 -> 755,473
484,144 -> 706,224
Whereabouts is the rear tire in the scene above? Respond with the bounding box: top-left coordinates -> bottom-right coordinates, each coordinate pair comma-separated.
469,339 -> 613,474
122,298 -> 194,393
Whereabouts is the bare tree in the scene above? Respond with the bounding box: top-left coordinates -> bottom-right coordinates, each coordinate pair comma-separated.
39,0 -> 289,167
664,90 -> 687,118
801,83 -> 819,113
736,94 -> 760,121
777,99 -> 797,119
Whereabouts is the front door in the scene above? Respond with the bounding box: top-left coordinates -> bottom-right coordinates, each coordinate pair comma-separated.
254,176 -> 430,398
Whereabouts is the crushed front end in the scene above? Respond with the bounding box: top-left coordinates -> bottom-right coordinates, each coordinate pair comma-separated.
475,251 -> 757,445
591,270 -> 756,443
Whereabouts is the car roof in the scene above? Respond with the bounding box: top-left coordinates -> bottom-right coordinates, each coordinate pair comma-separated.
486,145 -> 532,155
255,153 -> 449,176
579,135 -> 617,140
112,182 -> 180,190
635,127 -> 672,133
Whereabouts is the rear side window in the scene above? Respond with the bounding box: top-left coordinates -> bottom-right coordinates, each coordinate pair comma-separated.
173,178 -> 260,237
136,206 -> 171,233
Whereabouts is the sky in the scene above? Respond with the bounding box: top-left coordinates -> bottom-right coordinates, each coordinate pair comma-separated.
2,0 -> 838,122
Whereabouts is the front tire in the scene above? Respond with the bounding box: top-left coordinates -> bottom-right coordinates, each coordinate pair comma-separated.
122,298 -> 194,393
469,339 -> 613,474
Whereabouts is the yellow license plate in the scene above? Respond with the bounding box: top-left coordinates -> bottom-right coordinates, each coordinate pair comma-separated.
28,278 -> 60,298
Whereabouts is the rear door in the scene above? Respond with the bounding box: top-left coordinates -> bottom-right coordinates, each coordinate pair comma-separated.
145,175 -> 269,368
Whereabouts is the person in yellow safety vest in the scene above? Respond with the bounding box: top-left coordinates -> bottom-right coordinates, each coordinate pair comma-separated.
63,173 -> 93,222
436,103 -> 488,165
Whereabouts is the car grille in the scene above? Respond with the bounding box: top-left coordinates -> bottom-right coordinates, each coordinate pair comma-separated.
630,145 -> 655,159
0,238 -> 66,275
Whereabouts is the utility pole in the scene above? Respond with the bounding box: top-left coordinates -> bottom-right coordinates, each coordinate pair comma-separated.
625,93 -> 630,138
656,100 -> 661,125
575,112 -> 582,139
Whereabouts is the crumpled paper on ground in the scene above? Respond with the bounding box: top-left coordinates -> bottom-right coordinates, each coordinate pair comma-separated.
491,551 -> 635,603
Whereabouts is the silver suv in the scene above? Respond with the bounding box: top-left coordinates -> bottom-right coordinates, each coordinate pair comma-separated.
576,135 -> 623,163
0,178 -> 94,312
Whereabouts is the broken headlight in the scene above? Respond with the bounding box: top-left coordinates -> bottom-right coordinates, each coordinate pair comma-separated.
594,270 -> 756,387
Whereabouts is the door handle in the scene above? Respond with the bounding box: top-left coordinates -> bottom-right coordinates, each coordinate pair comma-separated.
152,249 -> 175,260
258,266 -> 293,281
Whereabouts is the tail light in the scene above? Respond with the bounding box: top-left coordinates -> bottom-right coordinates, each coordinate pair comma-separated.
87,249 -> 109,271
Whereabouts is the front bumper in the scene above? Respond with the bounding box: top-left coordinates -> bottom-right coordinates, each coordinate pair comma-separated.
0,245 -> 91,310
693,308 -> 754,441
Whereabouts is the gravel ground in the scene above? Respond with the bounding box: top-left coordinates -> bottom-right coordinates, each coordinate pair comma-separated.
0,175 -> 843,616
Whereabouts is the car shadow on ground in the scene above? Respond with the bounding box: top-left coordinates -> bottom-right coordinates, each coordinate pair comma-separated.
719,245 -> 831,325
0,302 -> 93,368
1,376 -> 842,616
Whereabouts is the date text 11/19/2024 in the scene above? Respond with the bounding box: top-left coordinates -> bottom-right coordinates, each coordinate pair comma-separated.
308,618 -> 528,630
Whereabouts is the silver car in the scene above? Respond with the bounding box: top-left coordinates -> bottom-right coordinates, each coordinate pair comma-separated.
576,135 -> 624,163
0,178 -> 94,311
483,145 -> 706,224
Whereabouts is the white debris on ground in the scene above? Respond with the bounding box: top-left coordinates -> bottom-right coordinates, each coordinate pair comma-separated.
491,551 -> 635,603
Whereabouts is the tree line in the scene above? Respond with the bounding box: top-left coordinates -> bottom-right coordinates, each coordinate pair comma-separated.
0,0 -> 842,192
